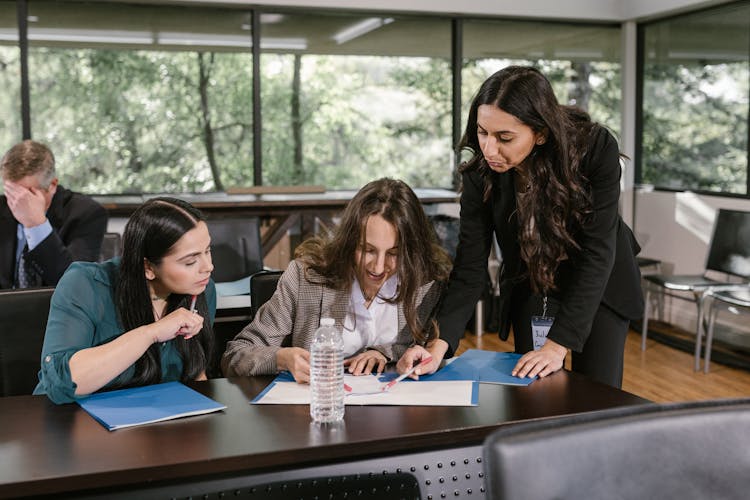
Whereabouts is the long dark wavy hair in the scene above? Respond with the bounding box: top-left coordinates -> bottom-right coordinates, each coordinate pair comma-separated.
114,197 -> 214,388
459,66 -> 595,294
296,178 -> 452,343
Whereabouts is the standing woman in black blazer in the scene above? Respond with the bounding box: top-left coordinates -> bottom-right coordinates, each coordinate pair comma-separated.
399,66 -> 643,388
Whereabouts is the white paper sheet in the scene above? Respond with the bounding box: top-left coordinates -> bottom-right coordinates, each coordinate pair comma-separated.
253,374 -> 478,406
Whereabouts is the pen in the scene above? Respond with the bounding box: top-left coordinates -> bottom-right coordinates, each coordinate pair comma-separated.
381,356 -> 433,392
189,295 -> 197,313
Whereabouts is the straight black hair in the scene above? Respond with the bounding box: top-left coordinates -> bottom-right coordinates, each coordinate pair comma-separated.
114,197 -> 214,388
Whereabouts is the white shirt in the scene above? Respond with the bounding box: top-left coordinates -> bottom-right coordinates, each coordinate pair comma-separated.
342,274 -> 399,358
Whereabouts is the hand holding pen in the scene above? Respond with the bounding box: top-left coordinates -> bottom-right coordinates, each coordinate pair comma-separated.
381,357 -> 433,392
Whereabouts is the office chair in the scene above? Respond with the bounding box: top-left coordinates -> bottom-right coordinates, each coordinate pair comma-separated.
483,398 -> 750,500
206,216 -> 264,283
703,285 -> 750,373
249,269 -> 283,318
0,287 -> 55,396
98,232 -> 122,262
641,209 -> 750,371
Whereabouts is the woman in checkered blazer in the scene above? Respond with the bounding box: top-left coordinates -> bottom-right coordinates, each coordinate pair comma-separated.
222,178 -> 452,383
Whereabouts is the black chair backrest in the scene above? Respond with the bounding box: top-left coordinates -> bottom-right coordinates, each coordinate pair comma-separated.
0,287 -> 54,396
429,214 -> 460,261
98,232 -> 122,262
706,208 -> 750,279
206,217 -> 263,282
483,399 -> 750,500
249,270 -> 283,318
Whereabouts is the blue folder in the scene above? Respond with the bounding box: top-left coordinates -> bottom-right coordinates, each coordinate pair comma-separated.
77,381 -> 226,431
418,349 -> 536,386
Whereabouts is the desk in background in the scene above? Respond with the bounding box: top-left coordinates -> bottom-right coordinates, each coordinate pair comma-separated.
96,188 -> 459,259
0,372 -> 647,499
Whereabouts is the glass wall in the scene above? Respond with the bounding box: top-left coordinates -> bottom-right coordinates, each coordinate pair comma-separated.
5,1 -> 633,194
0,0 -> 21,157
27,1 -> 253,193
462,19 -> 622,142
641,1 -> 749,194
259,12 -> 452,188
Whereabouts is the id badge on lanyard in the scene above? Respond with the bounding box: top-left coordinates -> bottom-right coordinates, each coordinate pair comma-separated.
531,296 -> 555,351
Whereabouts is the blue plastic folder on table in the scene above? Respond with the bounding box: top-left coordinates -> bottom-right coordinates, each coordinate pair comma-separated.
77,381 -> 226,431
421,349 -> 536,386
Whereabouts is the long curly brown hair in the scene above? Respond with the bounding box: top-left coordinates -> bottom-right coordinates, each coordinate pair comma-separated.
295,178 -> 452,343
458,66 -> 594,294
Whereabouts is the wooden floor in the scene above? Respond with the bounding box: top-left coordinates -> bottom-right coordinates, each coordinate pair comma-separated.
457,329 -> 750,403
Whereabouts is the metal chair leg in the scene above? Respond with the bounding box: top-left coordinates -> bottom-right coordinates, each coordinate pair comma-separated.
641,286 -> 651,351
694,292 -> 708,372
704,301 -> 719,374
474,300 -> 484,337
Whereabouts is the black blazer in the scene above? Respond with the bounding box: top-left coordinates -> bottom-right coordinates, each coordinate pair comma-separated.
436,126 -> 643,356
0,185 -> 108,289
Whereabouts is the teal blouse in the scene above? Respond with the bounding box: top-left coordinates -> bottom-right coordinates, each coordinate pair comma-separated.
34,258 -> 216,404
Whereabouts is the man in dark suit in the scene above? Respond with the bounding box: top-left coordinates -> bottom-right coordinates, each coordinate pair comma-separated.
0,140 -> 107,289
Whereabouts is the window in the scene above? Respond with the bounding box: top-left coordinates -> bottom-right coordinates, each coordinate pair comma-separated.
462,19 -> 622,142
27,1 -> 253,194
0,0 -> 21,150
640,1 -> 749,195
259,12 -> 453,189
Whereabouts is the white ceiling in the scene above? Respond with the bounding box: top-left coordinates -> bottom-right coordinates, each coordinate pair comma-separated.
131,0 -> 735,22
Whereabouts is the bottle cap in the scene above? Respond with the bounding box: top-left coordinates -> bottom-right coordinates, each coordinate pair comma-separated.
320,317 -> 335,327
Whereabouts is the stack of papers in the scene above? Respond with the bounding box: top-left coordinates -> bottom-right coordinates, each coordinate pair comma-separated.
253,373 -> 478,406
77,381 -> 226,431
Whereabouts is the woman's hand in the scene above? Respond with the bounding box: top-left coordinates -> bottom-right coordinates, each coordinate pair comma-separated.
345,350 -> 387,376
396,339 -> 448,379
276,347 -> 311,383
511,339 -> 567,379
148,308 -> 204,344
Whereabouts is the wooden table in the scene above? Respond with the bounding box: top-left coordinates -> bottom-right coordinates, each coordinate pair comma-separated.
0,372 -> 648,499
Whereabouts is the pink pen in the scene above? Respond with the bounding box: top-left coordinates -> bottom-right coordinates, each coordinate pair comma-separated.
381,357 -> 433,392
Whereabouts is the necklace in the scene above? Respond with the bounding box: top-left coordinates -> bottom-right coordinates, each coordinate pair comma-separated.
151,294 -> 169,301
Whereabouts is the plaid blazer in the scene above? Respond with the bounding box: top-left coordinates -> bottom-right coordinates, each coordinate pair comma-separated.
221,259 -> 444,377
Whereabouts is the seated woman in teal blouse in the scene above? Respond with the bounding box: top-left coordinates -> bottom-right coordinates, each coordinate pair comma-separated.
35,197 -> 216,404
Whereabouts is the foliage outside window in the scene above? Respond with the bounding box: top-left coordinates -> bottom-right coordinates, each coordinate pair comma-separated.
27,1 -> 253,194
6,2 -> 633,195
461,19 -> 622,158
0,0 -> 21,167
641,1 -> 749,194
259,13 -> 453,189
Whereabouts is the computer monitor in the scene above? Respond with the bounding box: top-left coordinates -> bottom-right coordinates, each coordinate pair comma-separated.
706,209 -> 750,279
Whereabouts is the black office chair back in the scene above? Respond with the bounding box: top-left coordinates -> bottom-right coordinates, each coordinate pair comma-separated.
250,270 -> 283,318
429,214 -> 460,261
0,287 -> 54,396
206,217 -> 263,282
483,399 -> 750,500
99,232 -> 122,262
705,208 -> 750,279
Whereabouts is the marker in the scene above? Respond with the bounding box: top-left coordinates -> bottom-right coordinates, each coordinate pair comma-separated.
381,357 -> 433,392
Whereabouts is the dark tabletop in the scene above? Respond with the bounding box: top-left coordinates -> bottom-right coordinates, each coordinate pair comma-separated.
0,371 -> 648,497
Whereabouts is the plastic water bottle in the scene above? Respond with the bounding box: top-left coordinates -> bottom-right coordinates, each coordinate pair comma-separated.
310,317 -> 345,423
